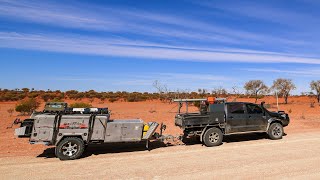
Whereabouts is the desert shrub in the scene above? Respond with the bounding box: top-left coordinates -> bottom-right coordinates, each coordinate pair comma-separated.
89,98 -> 95,103
7,108 -> 14,116
69,102 -> 92,108
256,95 -> 265,99
49,97 -> 63,102
125,93 -> 148,102
264,104 -> 271,108
288,109 -> 292,113
99,95 -> 107,103
310,101 -> 315,108
109,98 -> 118,103
28,92 -> 40,98
238,94 -> 247,98
15,98 -> 40,115
41,94 -> 51,101
193,101 -> 200,108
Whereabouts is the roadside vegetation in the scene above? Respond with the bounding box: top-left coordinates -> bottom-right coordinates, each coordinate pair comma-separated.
1,79 -> 320,114
69,102 -> 93,108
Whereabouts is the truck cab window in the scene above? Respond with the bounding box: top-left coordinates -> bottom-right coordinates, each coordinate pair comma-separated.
228,103 -> 245,114
246,104 -> 263,114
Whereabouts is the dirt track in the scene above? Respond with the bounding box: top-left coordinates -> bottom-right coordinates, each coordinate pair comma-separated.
1,131 -> 320,179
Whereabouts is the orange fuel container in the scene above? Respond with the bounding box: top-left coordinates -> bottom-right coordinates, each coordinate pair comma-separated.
207,97 -> 215,104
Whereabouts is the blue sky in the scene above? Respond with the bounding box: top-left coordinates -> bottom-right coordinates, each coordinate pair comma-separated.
1,0 -> 320,94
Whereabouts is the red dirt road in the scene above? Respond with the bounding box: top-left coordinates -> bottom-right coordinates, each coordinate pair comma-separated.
1,131 -> 320,179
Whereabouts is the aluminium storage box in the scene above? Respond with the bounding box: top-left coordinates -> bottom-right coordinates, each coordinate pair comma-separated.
104,119 -> 144,142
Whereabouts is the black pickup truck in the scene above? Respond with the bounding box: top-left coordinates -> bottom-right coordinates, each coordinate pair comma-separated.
174,100 -> 290,147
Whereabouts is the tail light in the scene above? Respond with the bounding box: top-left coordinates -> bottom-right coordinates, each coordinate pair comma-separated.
79,123 -> 88,129
59,124 -> 69,129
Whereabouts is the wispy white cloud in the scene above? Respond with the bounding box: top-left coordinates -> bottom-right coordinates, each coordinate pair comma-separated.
157,73 -> 230,81
53,77 -> 105,82
1,32 -> 320,64
112,72 -> 230,90
0,0 -> 307,48
0,0 -> 124,31
240,68 -> 320,77
196,1 -> 318,27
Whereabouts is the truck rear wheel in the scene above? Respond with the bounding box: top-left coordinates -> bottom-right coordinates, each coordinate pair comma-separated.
203,127 -> 223,147
268,123 -> 283,140
55,137 -> 85,160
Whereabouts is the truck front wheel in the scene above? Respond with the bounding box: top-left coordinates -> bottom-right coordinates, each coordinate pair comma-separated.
268,123 -> 283,140
55,137 -> 85,160
203,127 -> 223,147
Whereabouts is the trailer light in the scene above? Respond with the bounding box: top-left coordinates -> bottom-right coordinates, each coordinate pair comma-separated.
58,133 -> 62,136
79,123 -> 88,129
33,133 -> 37,137
84,133 -> 87,136
59,124 -> 68,129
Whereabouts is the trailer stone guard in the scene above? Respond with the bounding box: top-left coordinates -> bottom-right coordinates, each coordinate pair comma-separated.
14,99 -> 290,160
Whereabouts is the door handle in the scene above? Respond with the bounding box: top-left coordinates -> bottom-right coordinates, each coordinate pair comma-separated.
229,116 -> 234,119
248,115 -> 251,118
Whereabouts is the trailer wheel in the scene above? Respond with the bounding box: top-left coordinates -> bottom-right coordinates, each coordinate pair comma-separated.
268,123 -> 283,140
55,137 -> 85,160
203,127 -> 223,147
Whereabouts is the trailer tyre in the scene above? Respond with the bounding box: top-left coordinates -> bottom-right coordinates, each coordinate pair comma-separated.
203,127 -> 223,147
268,123 -> 283,140
55,137 -> 85,160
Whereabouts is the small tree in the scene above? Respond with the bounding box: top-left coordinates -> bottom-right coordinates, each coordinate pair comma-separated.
271,78 -> 296,104
198,88 -> 208,97
21,88 -> 29,93
310,80 -> 320,103
244,80 -> 268,103
212,87 -> 228,97
153,80 -> 170,102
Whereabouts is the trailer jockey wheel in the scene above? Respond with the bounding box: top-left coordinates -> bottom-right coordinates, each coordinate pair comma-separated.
55,137 -> 85,160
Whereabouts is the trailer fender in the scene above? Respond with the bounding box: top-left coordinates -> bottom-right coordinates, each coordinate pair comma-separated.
55,134 -> 87,145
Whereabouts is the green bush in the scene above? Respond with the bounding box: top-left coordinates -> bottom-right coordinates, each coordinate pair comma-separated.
69,102 -> 92,108
49,97 -> 63,102
193,101 -> 201,109
15,98 -> 40,115
109,98 -> 118,103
